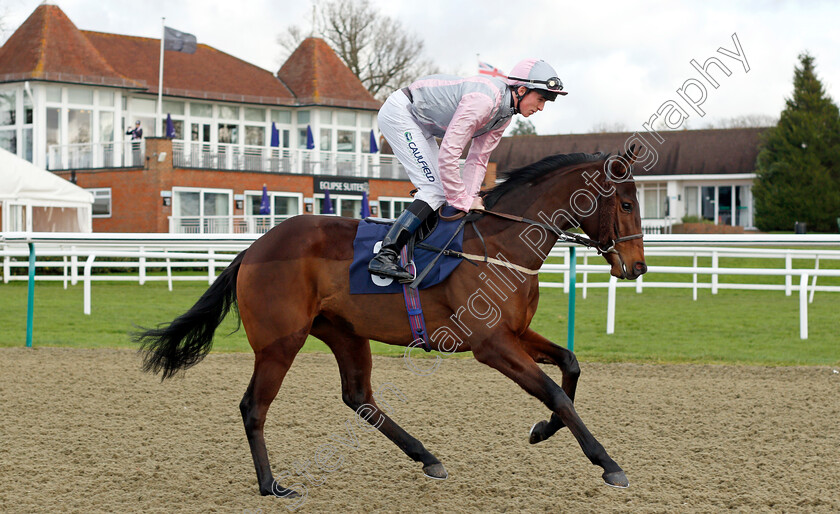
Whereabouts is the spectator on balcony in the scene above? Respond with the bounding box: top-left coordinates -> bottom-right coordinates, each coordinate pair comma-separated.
126,120 -> 143,140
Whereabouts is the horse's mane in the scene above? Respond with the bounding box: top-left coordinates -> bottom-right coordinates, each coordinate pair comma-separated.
483,152 -> 607,209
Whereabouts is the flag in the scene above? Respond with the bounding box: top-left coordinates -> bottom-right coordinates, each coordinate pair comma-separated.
478,61 -> 507,79
165,113 -> 175,138
270,122 -> 280,147
164,26 -> 197,54
360,191 -> 371,218
306,125 -> 315,150
369,130 -> 378,154
259,185 -> 270,215
322,189 -> 334,215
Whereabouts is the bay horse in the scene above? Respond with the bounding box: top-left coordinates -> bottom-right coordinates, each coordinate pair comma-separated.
136,148 -> 647,496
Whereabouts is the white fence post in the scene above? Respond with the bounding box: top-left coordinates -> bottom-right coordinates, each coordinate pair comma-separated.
785,253 -> 792,296
636,273 -> 643,293
208,249 -> 216,284
606,276 -> 617,335
810,256 -> 819,304
711,251 -> 719,295
692,253 -> 698,301
139,246 -> 146,285
62,255 -> 69,289
799,273 -> 808,340
582,252 -> 589,300
3,253 -> 9,283
83,254 -> 95,315
563,248 -> 570,294
71,247 -> 78,285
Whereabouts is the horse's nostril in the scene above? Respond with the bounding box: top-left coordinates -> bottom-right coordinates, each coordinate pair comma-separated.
635,262 -> 647,274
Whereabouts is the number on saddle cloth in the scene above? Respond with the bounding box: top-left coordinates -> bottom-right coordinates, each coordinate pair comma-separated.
349,206 -> 467,294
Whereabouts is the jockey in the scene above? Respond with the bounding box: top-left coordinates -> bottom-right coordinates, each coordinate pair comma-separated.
369,58 -> 567,281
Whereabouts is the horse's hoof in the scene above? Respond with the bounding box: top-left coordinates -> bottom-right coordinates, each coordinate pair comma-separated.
423,463 -> 448,480
602,470 -> 629,488
267,482 -> 301,498
529,420 -> 548,444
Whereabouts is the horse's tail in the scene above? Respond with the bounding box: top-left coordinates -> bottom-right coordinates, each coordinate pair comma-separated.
134,250 -> 246,380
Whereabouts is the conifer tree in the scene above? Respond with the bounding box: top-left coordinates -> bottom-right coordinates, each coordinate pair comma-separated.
753,53 -> 840,232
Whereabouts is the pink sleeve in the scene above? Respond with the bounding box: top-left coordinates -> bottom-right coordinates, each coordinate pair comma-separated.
437,93 -> 496,212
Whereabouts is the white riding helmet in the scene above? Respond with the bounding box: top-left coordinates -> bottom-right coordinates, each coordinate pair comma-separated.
507,59 -> 567,96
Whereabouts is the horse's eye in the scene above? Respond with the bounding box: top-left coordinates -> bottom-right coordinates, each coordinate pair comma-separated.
621,202 -> 632,212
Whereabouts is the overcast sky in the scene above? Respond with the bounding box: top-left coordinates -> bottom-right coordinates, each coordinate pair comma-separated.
4,0 -> 839,136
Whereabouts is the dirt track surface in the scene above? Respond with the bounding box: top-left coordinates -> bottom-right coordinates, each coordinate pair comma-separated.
1,347 -> 839,513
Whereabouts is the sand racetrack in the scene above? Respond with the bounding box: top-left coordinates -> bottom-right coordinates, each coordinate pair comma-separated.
1,347 -> 838,513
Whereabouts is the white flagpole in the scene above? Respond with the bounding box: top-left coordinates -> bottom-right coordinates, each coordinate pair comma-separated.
157,17 -> 165,137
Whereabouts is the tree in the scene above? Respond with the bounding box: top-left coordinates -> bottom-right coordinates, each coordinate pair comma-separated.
509,118 -> 537,136
752,53 -> 840,232
278,0 -> 437,101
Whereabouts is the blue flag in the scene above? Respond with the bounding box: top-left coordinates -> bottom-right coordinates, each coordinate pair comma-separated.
270,122 -> 280,147
369,130 -> 378,153
306,125 -> 315,150
259,185 -> 270,215
360,191 -> 371,218
165,113 -> 175,139
164,26 -> 197,54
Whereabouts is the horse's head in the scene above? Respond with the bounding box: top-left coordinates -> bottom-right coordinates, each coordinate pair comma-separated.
578,147 -> 647,280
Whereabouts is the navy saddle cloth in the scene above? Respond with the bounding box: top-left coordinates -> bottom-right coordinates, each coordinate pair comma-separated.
349,206 -> 466,294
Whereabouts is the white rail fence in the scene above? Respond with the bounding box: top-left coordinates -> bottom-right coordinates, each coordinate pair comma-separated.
2,233 -> 839,339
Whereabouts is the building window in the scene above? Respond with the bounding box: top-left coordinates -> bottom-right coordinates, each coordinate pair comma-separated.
320,128 -> 331,151
99,112 -> 114,143
641,182 -> 667,218
378,197 -> 413,219
684,186 -> 699,218
163,100 -> 185,116
172,187 -> 232,234
219,105 -> 239,120
337,130 -> 355,152
272,110 -> 291,124
218,124 -> 238,144
245,107 -> 265,122
245,191 -> 302,217
297,110 -> 310,124
190,103 -> 213,118
314,194 -> 364,218
0,90 -> 15,125
88,188 -> 112,217
68,109 -> 92,144
0,130 -> 16,154
337,111 -> 356,126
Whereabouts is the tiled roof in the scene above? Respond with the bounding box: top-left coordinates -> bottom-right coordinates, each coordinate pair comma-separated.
0,4 -> 140,88
278,37 -> 381,111
0,5 -> 381,109
490,127 -> 767,176
83,31 -> 296,105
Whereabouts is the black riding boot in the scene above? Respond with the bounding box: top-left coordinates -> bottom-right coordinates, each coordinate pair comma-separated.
368,200 -> 434,282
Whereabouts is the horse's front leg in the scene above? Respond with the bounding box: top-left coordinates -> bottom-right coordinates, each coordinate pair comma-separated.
519,328 -> 580,444
473,333 -> 628,487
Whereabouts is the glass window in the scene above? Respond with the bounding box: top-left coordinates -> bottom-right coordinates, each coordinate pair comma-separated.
99,112 -> 114,143
298,128 -> 309,149
271,110 -> 291,124
274,195 -> 300,216
245,107 -> 264,122
69,109 -> 92,144
162,100 -> 185,115
718,186 -> 732,226
47,108 -> 60,147
684,186 -> 698,218
320,110 -> 333,124
297,110 -> 310,124
340,198 -> 362,218
361,131 -> 370,153
337,130 -> 355,152
320,128 -> 331,151
87,188 -> 112,217
176,191 -> 200,216
0,91 -> 15,126
360,112 -> 373,128
245,126 -> 264,146
192,123 -> 211,142
0,130 -> 16,154
282,129 -> 290,148
171,120 -> 184,140
736,186 -> 751,227
204,192 -> 229,216
191,103 -> 213,117
219,105 -> 239,120
46,86 -> 62,103
68,88 -> 93,105
337,111 -> 356,126
22,128 -> 33,162
131,98 -> 156,113
701,186 -> 715,222
24,94 -> 33,124
218,123 -> 239,144
99,91 -> 115,107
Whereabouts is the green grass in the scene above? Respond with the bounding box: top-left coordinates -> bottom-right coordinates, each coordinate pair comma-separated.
1,278 -> 837,366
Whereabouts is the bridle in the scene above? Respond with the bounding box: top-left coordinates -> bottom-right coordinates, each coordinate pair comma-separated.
475,188 -> 644,256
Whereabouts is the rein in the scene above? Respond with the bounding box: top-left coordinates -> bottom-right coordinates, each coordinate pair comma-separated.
475,208 -> 643,255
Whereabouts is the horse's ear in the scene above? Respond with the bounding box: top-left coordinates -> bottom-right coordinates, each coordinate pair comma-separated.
623,144 -> 640,166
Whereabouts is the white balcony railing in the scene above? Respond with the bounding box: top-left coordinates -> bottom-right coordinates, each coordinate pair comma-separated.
47,141 -> 146,170
46,140 -> 458,180
168,215 -> 295,235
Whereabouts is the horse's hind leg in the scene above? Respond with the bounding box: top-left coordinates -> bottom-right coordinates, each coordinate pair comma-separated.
519,328 -> 581,444
311,319 -> 447,479
240,334 -> 307,496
